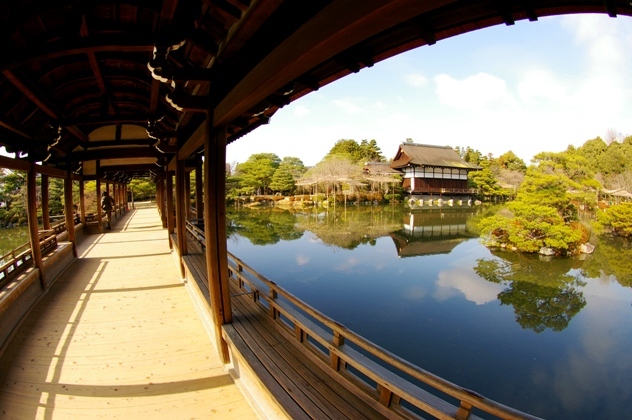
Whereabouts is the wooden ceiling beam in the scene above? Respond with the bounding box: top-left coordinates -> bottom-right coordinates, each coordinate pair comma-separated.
84,139 -> 156,149
60,114 -> 153,127
0,35 -> 155,72
99,164 -> 160,173
53,146 -> 162,163
3,70 -> 59,120
225,0 -> 251,12
603,0 -> 617,17
211,0 -> 452,130
149,0 -> 181,118
0,118 -> 33,139
492,1 -> 515,25
88,54 -> 115,115
3,69 -> 89,145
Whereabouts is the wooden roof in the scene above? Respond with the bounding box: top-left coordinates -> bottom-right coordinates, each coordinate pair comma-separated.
390,143 -> 481,170
0,1 -> 629,180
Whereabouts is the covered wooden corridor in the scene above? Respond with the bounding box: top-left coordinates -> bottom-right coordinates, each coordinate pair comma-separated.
1,1 -> 631,419
0,204 -> 256,419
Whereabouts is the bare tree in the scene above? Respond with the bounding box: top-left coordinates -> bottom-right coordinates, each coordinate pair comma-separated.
605,128 -> 624,145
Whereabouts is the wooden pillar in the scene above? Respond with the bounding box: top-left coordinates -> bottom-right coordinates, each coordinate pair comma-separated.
64,171 -> 78,257
195,161 -> 203,219
174,158 -> 187,276
157,176 -> 165,227
204,119 -> 232,363
155,177 -> 162,216
166,171 -> 175,240
79,180 -> 86,224
184,170 -> 191,219
41,174 -> 51,230
96,179 -> 103,233
26,166 -> 45,289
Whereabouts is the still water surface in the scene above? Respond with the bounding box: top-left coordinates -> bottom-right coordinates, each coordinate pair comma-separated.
227,204 -> 632,419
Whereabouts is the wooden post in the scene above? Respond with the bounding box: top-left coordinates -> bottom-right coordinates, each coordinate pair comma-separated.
26,165 -> 45,289
112,183 -> 118,217
64,171 -> 78,257
184,170 -> 191,219
166,171 -> 175,240
158,176 -> 166,227
79,180 -> 86,224
155,176 -> 162,217
195,160 -> 203,219
174,158 -> 187,276
330,331 -> 345,371
96,178 -> 103,233
41,174 -> 51,230
155,177 -> 160,206
204,117 -> 232,363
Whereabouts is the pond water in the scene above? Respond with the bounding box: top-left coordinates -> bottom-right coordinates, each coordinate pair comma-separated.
0,226 -> 30,260
226,204 -> 632,419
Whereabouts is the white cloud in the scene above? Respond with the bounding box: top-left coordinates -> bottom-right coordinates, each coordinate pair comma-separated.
518,69 -> 569,106
559,15 -> 632,118
434,72 -> 517,110
373,100 -> 387,110
405,73 -> 429,88
434,268 -> 505,305
294,105 -> 310,117
332,98 -> 363,114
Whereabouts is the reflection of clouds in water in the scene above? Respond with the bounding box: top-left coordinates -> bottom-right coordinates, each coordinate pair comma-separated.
404,285 -> 426,300
296,254 -> 310,266
582,275 -> 632,303
334,257 -> 360,272
541,301 -> 632,417
434,268 -> 505,305
373,261 -> 387,271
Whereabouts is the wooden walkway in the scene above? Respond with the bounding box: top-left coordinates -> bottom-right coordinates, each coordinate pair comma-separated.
0,204 -> 257,419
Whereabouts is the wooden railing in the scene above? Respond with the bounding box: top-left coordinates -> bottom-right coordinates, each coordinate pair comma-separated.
0,231 -> 57,289
407,187 -> 479,195
183,220 -> 540,419
186,219 -> 205,246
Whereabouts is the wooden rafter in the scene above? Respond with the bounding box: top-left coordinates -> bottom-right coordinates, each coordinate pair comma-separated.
2,68 -> 89,145
0,35 -> 155,72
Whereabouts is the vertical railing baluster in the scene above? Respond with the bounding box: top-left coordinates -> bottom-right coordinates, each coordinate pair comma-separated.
456,401 -> 473,420
269,289 -> 277,319
330,330 -> 344,371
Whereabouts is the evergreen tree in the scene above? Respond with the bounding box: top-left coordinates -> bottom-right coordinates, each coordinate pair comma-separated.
269,164 -> 296,194
235,153 -> 281,194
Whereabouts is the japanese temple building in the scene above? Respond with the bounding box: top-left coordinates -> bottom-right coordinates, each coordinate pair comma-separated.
390,143 -> 481,196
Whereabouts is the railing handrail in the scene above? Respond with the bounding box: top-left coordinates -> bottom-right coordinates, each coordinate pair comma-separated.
184,220 -> 540,419
0,231 -> 57,287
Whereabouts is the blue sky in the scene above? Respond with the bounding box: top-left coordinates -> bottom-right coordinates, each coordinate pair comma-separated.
227,14 -> 632,167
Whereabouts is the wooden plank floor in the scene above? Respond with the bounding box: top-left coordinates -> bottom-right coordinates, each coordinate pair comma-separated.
0,204 -> 257,420
182,234 -> 385,419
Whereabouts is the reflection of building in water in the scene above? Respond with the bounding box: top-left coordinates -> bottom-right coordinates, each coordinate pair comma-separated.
390,210 -> 477,258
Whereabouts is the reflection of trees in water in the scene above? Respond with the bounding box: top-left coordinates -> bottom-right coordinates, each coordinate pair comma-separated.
475,253 -> 586,333
295,206 -> 404,250
580,236 -> 632,287
227,208 -> 303,245
227,205 -> 405,249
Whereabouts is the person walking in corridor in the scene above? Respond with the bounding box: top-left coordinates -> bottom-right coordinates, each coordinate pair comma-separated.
101,191 -> 115,230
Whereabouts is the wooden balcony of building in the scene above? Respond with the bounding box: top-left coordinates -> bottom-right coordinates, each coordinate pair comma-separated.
0,204 -> 256,419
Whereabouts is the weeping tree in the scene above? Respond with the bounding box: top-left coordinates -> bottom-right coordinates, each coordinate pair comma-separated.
299,155 -> 363,201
